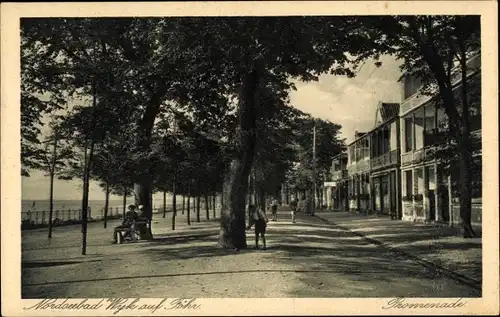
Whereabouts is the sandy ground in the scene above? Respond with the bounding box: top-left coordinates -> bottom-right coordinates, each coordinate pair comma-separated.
22,208 -> 481,298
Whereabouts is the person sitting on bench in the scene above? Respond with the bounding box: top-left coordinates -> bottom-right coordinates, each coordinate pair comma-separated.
113,204 -> 139,243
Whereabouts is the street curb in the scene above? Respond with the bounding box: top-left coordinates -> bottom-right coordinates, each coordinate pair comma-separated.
314,214 -> 482,292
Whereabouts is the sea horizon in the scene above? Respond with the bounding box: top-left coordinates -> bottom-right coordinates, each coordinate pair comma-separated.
21,198 -> 175,214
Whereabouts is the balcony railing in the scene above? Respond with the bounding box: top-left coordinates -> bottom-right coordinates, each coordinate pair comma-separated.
332,170 -> 348,180
401,151 -> 412,166
401,147 -> 436,166
371,149 -> 399,170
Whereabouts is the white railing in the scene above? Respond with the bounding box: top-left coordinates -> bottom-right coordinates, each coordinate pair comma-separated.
371,149 -> 399,169
401,147 -> 437,166
348,160 -> 370,175
401,151 -> 413,166
413,148 -> 425,163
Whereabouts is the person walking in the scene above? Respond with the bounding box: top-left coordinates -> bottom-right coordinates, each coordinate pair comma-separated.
289,197 -> 297,223
271,198 -> 279,221
246,205 -> 268,249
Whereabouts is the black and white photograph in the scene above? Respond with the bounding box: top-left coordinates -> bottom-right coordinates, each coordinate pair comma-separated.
1,1 -> 498,316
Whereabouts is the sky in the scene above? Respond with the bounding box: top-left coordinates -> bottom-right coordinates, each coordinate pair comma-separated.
290,55 -> 403,143
21,55 -> 404,201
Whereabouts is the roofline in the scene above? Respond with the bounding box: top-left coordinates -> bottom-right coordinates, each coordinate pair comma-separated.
346,101 -> 399,147
347,133 -> 369,147
347,116 -> 399,147
367,115 -> 399,135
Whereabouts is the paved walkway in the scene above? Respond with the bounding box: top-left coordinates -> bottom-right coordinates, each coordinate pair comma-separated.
22,208 -> 481,298
314,211 -> 482,288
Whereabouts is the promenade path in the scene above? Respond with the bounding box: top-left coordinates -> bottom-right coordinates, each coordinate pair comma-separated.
22,208 -> 481,298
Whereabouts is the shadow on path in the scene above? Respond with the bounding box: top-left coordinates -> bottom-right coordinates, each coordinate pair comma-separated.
22,259 -> 102,269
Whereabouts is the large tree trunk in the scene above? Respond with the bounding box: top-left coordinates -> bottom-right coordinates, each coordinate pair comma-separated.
103,182 -> 110,228
218,59 -> 262,249
247,174 -> 253,206
132,131 -> 155,239
458,46 -> 476,238
458,140 -> 475,237
48,172 -> 55,239
132,87 -> 170,240
134,178 -> 153,240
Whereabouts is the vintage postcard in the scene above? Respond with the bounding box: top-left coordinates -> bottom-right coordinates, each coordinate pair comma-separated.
1,1 -> 498,316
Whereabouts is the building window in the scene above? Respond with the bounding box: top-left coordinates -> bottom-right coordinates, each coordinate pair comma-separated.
426,166 -> 436,191
404,75 -> 422,99
414,108 -> 424,150
404,118 -> 413,152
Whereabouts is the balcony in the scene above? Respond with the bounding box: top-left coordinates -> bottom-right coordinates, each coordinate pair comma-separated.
332,170 -> 348,180
401,92 -> 431,116
401,147 -> 436,167
347,159 -> 370,175
371,149 -> 399,170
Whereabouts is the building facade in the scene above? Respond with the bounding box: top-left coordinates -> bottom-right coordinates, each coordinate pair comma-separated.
330,53 -> 481,226
369,102 -> 402,218
330,152 -> 349,211
398,53 -> 482,225
347,132 -> 371,213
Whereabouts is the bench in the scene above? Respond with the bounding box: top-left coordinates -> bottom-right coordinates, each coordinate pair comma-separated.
114,217 -> 151,244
